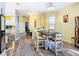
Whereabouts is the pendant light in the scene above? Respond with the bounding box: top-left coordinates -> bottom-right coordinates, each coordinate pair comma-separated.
47,2 -> 55,11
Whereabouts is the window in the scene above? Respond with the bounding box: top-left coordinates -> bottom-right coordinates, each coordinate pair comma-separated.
48,16 -> 55,29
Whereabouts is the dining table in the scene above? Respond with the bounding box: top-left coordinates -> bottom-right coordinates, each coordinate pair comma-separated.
38,30 -> 63,49
37,30 -> 55,50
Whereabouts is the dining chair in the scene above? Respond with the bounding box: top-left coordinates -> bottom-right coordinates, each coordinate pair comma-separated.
36,32 -> 46,52
32,31 -> 47,52
48,32 -> 64,56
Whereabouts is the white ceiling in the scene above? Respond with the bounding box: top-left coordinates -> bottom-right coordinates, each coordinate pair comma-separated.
17,2 -> 75,12
14,2 -> 75,16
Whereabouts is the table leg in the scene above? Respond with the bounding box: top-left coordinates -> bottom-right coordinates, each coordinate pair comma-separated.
45,36 -> 48,50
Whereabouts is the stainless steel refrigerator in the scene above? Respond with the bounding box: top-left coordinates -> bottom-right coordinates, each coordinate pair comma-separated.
0,14 -> 5,54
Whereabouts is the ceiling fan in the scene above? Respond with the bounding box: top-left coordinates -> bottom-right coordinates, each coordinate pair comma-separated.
47,2 -> 55,11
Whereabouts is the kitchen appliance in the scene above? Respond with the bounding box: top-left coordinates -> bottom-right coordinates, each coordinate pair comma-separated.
0,14 -> 5,54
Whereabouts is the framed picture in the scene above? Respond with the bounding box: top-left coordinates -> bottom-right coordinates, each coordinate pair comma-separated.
63,15 -> 68,22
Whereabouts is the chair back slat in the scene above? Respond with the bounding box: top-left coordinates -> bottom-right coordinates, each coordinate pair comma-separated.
55,33 -> 63,40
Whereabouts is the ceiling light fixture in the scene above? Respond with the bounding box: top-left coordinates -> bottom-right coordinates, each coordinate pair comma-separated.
47,2 -> 55,11
16,3 -> 20,10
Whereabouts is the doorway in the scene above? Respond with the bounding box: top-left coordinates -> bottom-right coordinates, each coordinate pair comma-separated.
25,22 -> 29,32
25,22 -> 31,36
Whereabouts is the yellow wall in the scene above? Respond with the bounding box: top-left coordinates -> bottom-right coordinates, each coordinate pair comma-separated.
29,12 -> 47,32
5,16 -> 15,25
36,13 -> 47,29
19,16 -> 26,33
29,13 -> 37,32
5,16 -> 11,20
55,3 -> 79,44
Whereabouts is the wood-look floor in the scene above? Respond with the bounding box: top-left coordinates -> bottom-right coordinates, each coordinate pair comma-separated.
6,35 -> 79,56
